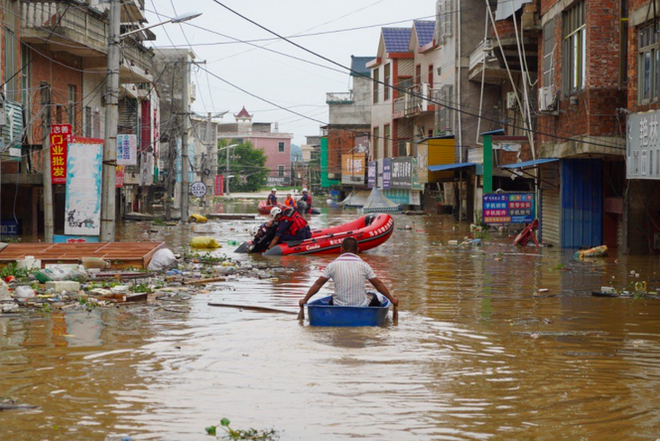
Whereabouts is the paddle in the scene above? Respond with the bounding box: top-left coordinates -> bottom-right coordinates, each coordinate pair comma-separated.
208,303 -> 297,315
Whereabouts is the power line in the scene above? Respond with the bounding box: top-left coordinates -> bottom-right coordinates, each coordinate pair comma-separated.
208,0 -> 627,152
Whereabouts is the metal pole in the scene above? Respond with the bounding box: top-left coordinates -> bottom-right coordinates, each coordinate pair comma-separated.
41,84 -> 53,242
181,59 -> 190,219
100,0 -> 120,242
226,142 -> 230,196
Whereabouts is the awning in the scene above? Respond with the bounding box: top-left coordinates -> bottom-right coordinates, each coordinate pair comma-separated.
500,158 -> 558,170
428,162 -> 476,172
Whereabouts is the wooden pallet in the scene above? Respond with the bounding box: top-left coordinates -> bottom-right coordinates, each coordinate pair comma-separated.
0,242 -> 165,269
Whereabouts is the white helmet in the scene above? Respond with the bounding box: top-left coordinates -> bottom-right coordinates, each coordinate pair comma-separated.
270,207 -> 282,217
302,187 -> 308,192
271,188 -> 277,192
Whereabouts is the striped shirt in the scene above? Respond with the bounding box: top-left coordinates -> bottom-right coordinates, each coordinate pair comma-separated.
322,253 -> 376,306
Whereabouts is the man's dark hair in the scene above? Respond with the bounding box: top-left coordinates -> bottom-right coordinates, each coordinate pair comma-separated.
341,237 -> 358,253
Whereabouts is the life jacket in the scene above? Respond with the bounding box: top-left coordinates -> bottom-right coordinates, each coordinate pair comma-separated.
285,197 -> 296,207
302,193 -> 312,207
280,209 -> 308,236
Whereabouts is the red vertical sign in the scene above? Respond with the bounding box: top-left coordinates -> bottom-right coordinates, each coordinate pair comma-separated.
215,175 -> 224,196
116,165 -> 125,188
50,124 -> 72,184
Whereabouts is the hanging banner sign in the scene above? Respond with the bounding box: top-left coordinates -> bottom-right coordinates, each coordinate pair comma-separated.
483,192 -> 535,224
391,157 -> 413,189
367,161 -> 376,188
382,158 -> 391,190
116,165 -> 125,188
117,134 -> 137,165
64,137 -> 103,237
214,175 -> 224,196
50,124 -> 72,184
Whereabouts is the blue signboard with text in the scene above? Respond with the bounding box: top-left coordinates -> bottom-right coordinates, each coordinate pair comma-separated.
382,158 -> 391,189
483,192 -> 535,224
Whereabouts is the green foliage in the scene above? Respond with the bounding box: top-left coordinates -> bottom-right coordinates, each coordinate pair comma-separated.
218,140 -> 268,192
152,217 -> 166,226
182,249 -> 227,264
132,283 -> 154,294
0,263 -> 35,282
206,418 -> 279,440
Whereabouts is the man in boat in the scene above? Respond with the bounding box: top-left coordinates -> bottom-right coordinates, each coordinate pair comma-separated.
267,206 -> 312,249
284,192 -> 297,209
297,187 -> 312,213
298,237 -> 398,308
267,188 -> 278,206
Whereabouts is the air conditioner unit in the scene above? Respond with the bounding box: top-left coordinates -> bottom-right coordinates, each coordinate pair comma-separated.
506,92 -> 517,109
538,86 -> 557,112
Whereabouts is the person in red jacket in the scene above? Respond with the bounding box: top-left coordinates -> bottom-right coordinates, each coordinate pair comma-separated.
268,206 -> 311,249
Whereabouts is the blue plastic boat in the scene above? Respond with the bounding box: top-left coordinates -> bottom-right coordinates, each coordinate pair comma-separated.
306,295 -> 391,327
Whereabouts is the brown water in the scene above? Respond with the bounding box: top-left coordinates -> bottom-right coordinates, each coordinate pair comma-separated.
3,202 -> 660,440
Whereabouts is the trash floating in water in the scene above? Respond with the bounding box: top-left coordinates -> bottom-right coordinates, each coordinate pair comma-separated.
574,245 -> 607,259
190,236 -> 220,249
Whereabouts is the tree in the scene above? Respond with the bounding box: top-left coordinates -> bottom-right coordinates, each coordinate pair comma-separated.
218,139 -> 268,192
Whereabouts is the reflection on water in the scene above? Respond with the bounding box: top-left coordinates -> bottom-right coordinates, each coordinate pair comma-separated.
2,204 -> 660,439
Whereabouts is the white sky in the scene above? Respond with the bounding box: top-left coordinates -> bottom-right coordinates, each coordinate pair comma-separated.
146,0 -> 434,145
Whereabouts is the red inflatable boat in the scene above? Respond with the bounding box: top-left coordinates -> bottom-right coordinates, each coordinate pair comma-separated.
235,213 -> 394,256
257,200 -> 320,215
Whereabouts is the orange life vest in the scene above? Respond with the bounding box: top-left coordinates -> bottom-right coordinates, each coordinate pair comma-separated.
285,197 -> 296,207
280,209 -> 308,235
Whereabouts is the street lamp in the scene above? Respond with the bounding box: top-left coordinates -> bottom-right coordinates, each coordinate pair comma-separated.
100,2 -> 201,242
219,143 -> 238,196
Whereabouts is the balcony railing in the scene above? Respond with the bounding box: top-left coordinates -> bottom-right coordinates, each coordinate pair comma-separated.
326,92 -> 353,104
22,1 -> 108,55
393,83 -> 438,118
121,41 -> 154,81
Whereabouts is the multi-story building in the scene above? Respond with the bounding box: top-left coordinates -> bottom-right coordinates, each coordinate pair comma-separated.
0,0 -> 156,240
217,107 -> 293,187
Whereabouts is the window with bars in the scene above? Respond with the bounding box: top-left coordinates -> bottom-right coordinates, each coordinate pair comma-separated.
543,19 -> 555,89
435,0 -> 453,44
428,65 -> 434,89
384,124 -> 391,158
373,68 -> 379,104
278,165 -> 285,177
4,28 -> 17,102
439,85 -> 453,133
384,63 -> 390,101
278,141 -> 284,152
84,106 -> 92,137
638,24 -> 659,103
67,84 -> 77,131
562,1 -> 586,95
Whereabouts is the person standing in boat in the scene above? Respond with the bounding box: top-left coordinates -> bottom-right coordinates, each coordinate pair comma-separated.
267,188 -> 278,206
284,192 -> 297,209
267,206 -> 312,249
298,237 -> 398,308
297,187 -> 312,213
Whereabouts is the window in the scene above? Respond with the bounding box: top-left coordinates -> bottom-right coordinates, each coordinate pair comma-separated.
384,124 -> 391,158
278,141 -> 285,152
436,0 -> 453,44
638,25 -> 658,103
415,65 -> 421,85
278,165 -> 285,177
428,65 -> 434,89
84,106 -> 92,137
562,1 -> 586,95
20,44 -> 30,114
373,127 -> 380,160
67,85 -> 77,131
384,63 -> 391,101
373,68 -> 379,104
543,19 -> 555,89
4,28 -> 17,102
439,85 -> 454,133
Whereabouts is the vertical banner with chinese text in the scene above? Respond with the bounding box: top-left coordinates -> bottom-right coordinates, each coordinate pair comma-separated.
64,138 -> 103,237
50,124 -> 72,184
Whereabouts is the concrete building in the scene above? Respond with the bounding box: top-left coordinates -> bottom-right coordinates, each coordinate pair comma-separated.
217,107 -> 293,187
0,0 -> 156,239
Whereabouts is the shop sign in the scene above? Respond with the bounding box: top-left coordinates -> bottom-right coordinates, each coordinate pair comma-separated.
483,192 -> 535,224
627,110 -> 660,179
367,161 -> 376,188
117,134 -> 137,165
382,158 -> 391,189
50,124 -> 71,184
64,138 -> 103,237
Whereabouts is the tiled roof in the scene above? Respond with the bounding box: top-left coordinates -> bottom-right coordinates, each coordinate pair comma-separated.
414,20 -> 435,47
350,56 -> 374,77
235,106 -> 251,118
382,27 -> 412,53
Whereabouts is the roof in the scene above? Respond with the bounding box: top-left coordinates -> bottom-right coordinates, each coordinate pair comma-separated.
500,158 -> 559,170
350,56 -> 374,77
235,106 -> 251,118
413,20 -> 435,47
382,28 -> 412,53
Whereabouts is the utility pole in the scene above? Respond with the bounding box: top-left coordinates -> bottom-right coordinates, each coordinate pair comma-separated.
204,112 -> 213,207
100,0 -> 120,242
226,141 -> 231,196
180,59 -> 190,220
41,83 -> 53,242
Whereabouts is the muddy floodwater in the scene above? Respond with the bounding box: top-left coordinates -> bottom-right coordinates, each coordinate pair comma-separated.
3,202 -> 660,440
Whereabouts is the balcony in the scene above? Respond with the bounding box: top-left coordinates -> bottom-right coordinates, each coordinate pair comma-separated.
326,92 -> 353,104
121,0 -> 146,22
21,1 -> 108,56
468,39 -> 509,84
393,83 -> 437,119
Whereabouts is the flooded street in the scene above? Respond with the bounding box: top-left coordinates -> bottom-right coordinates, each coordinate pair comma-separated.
3,202 -> 660,440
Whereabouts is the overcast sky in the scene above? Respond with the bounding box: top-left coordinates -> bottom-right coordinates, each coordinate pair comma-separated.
146,0 -> 434,145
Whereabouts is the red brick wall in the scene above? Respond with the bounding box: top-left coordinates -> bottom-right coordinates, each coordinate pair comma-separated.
29,48 -> 83,143
537,0 -> 625,145
327,126 -> 369,176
